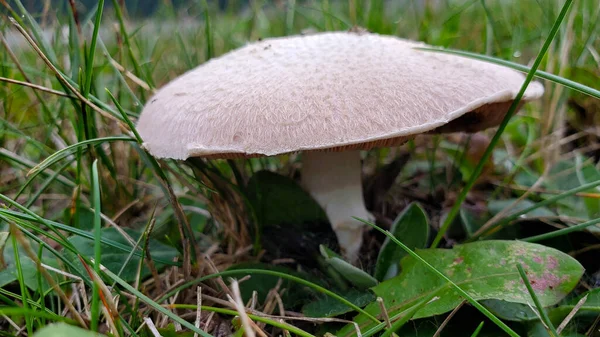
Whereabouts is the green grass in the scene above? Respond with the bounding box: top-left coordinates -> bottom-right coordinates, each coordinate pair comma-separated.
1,0 -> 600,336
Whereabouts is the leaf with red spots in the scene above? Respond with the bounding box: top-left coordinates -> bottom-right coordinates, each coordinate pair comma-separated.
337,240 -> 583,337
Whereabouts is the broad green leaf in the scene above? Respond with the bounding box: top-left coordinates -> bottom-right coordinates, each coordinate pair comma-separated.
557,288 -> 600,320
0,239 -> 61,292
568,287 -> 600,307
460,207 -> 486,238
246,170 -> 327,228
303,289 -> 375,318
481,299 -> 537,322
574,154 -> 600,220
159,324 -> 195,337
338,241 -> 583,337
546,160 -> 592,219
375,202 -> 429,281
320,245 -> 377,289
515,287 -> 600,331
488,199 -> 555,218
526,321 -> 584,337
504,116 -> 533,147
526,321 -> 553,337
514,170 -> 542,188
64,207 -> 95,231
0,256 -> 57,292
66,227 -> 178,282
32,323 -> 105,337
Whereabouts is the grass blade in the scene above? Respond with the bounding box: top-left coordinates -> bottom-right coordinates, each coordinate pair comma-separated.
83,0 -> 104,97
521,217 -> 600,242
470,322 -> 485,337
202,0 -> 214,61
90,160 -> 102,332
517,264 -> 559,337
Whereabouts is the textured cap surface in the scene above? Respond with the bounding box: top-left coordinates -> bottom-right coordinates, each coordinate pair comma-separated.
137,31 -> 544,160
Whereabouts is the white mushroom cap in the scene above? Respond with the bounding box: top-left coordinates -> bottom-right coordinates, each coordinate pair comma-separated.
136,31 -> 543,160
137,30 -> 545,263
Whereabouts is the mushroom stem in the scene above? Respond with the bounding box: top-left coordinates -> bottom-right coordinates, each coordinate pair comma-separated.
301,150 -> 373,263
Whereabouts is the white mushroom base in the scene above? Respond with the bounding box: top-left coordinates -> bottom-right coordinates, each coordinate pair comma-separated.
301,150 -> 374,263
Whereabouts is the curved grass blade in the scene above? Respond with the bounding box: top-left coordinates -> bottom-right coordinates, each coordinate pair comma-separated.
28,136 -> 136,177
0,148 -> 76,189
24,160 -> 75,208
90,160 -> 102,332
521,217 -> 600,242
416,47 -> 600,100
375,202 -> 429,281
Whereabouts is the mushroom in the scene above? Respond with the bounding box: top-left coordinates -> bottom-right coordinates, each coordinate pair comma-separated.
136,31 -> 544,262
